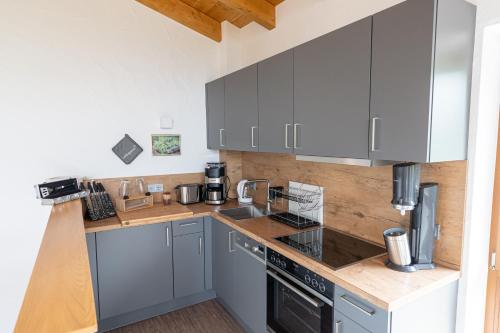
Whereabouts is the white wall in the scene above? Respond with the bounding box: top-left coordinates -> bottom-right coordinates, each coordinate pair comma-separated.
457,0 -> 500,331
0,1 -> 221,331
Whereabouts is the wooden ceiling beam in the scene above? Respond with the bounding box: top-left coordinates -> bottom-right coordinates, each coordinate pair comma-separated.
218,0 -> 276,29
136,0 -> 222,42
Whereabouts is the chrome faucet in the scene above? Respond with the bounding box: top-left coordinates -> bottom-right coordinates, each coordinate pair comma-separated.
243,179 -> 272,213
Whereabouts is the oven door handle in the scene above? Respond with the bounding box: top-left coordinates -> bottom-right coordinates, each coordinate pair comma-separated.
267,270 -> 324,308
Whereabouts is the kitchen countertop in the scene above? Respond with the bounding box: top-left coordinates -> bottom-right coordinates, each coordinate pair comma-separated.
84,200 -> 460,311
15,200 -> 97,333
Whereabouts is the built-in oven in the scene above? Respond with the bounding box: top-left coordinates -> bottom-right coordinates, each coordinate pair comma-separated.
266,249 -> 334,333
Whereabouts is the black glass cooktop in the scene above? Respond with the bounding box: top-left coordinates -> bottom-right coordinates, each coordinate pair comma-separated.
275,227 -> 386,270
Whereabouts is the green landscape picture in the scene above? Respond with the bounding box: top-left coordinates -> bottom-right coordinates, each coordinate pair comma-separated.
152,135 -> 181,156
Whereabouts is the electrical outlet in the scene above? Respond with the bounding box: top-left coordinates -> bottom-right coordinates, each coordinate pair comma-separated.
148,184 -> 164,193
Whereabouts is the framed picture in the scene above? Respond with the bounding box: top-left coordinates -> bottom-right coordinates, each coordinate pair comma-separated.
151,134 -> 181,156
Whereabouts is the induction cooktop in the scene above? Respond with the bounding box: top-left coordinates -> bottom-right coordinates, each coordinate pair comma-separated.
275,227 -> 386,270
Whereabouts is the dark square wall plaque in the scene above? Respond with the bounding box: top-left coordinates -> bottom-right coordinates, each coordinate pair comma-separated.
112,134 -> 143,165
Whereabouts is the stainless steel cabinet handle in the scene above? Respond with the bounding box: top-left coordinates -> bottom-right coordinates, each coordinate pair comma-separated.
266,270 -> 323,308
340,294 -> 375,316
335,321 -> 343,333
293,123 -> 302,149
180,222 -> 198,228
228,231 -> 236,253
199,236 -> 202,255
166,226 -> 170,247
251,126 -> 257,148
219,129 -> 225,147
371,117 -> 381,152
285,123 -> 292,149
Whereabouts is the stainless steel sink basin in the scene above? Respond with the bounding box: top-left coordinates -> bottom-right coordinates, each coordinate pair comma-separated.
219,205 -> 268,220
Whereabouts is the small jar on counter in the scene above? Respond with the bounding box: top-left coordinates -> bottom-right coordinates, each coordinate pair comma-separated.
162,192 -> 171,205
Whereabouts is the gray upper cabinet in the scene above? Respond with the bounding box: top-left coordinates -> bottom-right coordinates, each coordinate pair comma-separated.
206,78 -> 225,150
173,232 -> 205,299
224,64 -> 259,151
96,223 -> 174,319
370,0 -> 476,162
258,50 -> 294,153
293,17 -> 372,158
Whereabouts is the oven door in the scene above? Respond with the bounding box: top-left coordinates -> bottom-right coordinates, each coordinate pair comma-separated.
267,268 -> 333,333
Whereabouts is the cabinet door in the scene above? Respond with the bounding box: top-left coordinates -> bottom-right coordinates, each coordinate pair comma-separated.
258,50 -> 294,153
334,310 -> 370,333
173,232 -> 205,298
369,0 -> 436,162
294,17 -> 372,158
96,223 -> 174,319
225,65 -> 259,151
86,233 -> 99,321
206,78 -> 225,149
212,219 -> 236,309
233,248 -> 266,333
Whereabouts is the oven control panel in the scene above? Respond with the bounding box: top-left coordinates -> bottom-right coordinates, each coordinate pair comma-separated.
267,249 -> 334,299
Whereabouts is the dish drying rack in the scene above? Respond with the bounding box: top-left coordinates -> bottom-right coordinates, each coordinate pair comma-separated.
269,184 -> 323,229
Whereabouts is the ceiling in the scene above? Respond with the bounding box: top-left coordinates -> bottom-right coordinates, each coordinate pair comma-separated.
136,0 -> 285,42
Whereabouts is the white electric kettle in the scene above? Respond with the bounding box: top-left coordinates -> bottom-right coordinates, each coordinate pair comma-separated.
237,180 -> 253,204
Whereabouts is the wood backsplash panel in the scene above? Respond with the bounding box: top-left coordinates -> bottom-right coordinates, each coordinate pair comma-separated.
95,173 -> 204,204
241,152 -> 467,269
220,150 -> 243,199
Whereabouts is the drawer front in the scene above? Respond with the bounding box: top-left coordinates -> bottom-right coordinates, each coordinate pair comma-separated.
334,286 -> 389,333
172,217 -> 204,236
334,310 -> 370,333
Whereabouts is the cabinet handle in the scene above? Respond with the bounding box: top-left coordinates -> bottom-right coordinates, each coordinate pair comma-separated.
251,126 -> 257,148
335,321 -> 343,333
371,117 -> 381,152
294,123 -> 302,149
340,294 -> 375,316
219,129 -> 225,147
228,231 -> 236,253
285,123 -> 292,149
180,222 -> 198,228
199,236 -> 202,255
166,226 -> 170,247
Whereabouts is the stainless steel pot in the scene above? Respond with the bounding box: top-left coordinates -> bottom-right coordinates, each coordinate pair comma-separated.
175,184 -> 203,205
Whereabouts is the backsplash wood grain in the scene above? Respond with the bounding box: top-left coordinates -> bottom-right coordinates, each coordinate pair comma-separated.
241,152 -> 467,269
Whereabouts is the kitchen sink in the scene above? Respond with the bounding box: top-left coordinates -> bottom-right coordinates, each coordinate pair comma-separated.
219,205 -> 268,220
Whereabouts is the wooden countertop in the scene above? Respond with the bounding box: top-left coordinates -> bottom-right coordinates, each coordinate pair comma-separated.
84,200 -> 460,311
15,200 -> 97,333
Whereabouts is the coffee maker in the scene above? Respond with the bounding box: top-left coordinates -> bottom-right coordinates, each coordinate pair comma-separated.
205,162 -> 228,205
385,163 -> 439,272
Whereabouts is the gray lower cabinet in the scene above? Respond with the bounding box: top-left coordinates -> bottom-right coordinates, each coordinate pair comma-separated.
96,223 -> 174,320
293,17 -> 372,158
258,50 -> 294,154
212,218 -> 237,309
224,64 -> 259,151
212,218 -> 266,333
334,286 -> 389,333
232,243 -> 266,333
85,233 -> 99,321
173,231 -> 205,298
369,0 -> 476,162
334,310 -> 370,333
206,78 -> 225,150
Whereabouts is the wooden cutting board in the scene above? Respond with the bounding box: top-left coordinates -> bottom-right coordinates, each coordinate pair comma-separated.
117,202 -> 194,226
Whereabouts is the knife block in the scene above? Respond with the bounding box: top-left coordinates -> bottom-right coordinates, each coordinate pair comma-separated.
116,195 -> 153,212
